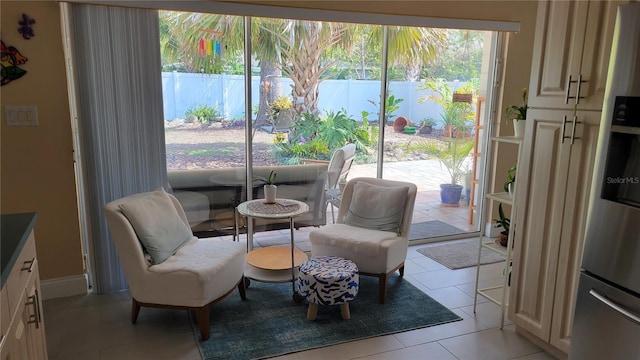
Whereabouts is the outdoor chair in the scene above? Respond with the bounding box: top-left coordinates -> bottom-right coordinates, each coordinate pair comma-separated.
309,177 -> 417,303
302,143 -> 356,223
104,188 -> 246,340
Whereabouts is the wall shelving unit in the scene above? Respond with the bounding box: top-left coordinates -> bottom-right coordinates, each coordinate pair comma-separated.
472,135 -> 522,329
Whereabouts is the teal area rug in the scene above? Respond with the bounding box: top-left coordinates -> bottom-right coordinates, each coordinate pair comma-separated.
193,275 -> 462,359
409,220 -> 467,240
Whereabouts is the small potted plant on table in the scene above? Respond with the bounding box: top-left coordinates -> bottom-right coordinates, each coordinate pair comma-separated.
257,170 -> 277,204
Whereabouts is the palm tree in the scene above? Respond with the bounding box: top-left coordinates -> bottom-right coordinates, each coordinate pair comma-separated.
369,26 -> 447,81
265,20 -> 353,114
160,12 -> 285,125
160,11 -> 447,121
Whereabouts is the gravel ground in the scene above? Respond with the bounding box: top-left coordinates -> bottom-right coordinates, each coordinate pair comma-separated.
164,121 -> 442,170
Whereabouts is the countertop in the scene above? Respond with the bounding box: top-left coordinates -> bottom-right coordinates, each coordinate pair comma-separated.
1,213 -> 37,288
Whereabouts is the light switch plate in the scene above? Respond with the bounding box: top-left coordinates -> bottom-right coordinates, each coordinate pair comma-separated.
5,106 -> 38,126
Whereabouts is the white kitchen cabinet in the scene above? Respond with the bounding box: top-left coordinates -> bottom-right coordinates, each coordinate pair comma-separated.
528,0 -> 621,111
1,225 -> 47,360
510,0 -> 626,356
509,108 -> 600,355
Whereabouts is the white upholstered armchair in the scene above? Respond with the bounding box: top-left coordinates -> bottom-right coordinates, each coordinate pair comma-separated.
309,177 -> 417,303
104,188 -> 246,340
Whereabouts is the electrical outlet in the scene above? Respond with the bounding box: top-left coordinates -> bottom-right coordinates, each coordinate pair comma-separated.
5,106 -> 38,126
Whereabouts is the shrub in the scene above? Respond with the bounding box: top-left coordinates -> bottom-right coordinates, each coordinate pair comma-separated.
274,109 -> 376,163
185,105 -> 221,124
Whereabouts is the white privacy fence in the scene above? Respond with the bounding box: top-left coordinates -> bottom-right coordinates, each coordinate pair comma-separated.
161,72 -> 470,127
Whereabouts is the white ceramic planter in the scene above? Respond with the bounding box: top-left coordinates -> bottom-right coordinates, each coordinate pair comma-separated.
513,119 -> 526,138
264,184 -> 277,204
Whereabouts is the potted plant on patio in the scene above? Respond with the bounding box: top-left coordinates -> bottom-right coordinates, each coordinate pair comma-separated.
419,118 -> 436,134
413,138 -> 474,206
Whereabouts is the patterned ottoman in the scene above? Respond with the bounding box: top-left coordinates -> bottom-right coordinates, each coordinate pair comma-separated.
296,256 -> 359,320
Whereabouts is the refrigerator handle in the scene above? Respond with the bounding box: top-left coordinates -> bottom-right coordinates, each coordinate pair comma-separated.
589,289 -> 640,325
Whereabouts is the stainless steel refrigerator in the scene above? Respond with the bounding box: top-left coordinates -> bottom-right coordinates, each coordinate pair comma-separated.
569,3 -> 640,359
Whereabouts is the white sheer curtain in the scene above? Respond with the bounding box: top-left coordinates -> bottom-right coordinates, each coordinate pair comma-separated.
64,3 -> 167,293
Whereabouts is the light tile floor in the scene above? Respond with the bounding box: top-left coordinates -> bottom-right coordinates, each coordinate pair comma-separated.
43,237 -> 555,360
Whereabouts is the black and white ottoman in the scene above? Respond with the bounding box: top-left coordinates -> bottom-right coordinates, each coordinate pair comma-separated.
296,256 -> 359,320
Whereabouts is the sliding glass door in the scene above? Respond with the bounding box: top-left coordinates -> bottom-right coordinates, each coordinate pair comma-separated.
161,10 -> 501,245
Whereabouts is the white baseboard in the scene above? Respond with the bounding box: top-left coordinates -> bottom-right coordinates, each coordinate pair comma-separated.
40,274 -> 88,300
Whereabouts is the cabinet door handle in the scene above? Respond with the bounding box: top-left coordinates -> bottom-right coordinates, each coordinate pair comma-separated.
25,294 -> 40,329
565,75 -> 587,105
565,75 -> 573,104
21,258 -> 35,272
589,289 -> 640,325
561,115 -> 568,144
570,115 -> 582,145
575,74 -> 586,104
35,289 -> 42,326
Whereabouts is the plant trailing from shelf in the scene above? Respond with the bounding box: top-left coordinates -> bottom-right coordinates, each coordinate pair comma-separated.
494,203 -> 510,247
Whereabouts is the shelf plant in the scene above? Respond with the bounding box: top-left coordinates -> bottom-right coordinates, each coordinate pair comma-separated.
503,165 -> 516,197
494,203 -> 510,247
505,88 -> 528,138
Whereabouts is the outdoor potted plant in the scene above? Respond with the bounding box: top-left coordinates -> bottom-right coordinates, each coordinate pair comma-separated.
419,118 -> 436,134
416,138 -> 474,206
270,96 -> 293,119
505,87 -> 528,138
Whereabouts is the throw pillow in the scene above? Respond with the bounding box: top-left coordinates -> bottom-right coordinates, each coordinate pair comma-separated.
119,188 -> 193,264
344,181 -> 409,233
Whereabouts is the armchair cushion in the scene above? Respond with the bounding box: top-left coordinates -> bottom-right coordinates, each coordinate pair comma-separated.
309,223 -> 398,256
344,181 -> 408,233
149,238 -> 245,284
119,188 -> 193,264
